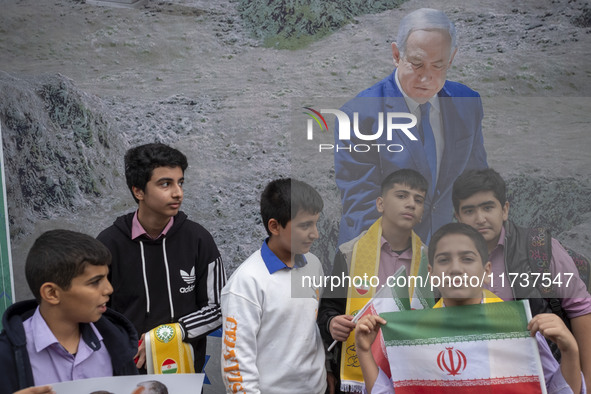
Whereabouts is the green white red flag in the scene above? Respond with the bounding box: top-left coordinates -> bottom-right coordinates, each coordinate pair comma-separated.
339,267 -> 411,392
381,300 -> 546,394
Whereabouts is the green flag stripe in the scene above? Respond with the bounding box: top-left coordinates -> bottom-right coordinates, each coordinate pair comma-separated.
381,301 -> 529,342
384,330 -> 530,347
390,265 -> 410,310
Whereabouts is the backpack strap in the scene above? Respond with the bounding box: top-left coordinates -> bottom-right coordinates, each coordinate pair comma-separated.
526,227 -> 554,296
524,227 -> 591,362
526,227 -> 565,362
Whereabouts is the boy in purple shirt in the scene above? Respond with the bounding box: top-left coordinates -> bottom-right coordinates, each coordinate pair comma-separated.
0,230 -> 138,394
355,223 -> 583,394
452,168 -> 591,390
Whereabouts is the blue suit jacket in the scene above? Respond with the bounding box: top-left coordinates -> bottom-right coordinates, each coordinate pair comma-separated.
335,70 -> 488,245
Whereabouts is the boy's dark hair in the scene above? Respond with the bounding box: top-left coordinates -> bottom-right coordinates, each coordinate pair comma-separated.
428,223 -> 488,267
125,143 -> 188,203
381,168 -> 428,195
260,178 -> 324,236
25,229 -> 112,302
452,168 -> 507,214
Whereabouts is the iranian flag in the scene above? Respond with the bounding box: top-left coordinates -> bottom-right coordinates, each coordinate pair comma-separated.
356,284 -> 407,380
340,267 -> 410,392
381,301 -> 546,394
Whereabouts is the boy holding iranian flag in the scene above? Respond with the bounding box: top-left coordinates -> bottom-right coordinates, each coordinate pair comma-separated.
355,223 -> 583,394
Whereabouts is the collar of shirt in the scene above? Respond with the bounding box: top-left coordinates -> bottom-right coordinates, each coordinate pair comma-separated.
131,210 -> 174,240
394,68 -> 441,116
493,225 -> 507,251
380,236 -> 412,257
487,225 -> 515,301
261,238 -> 308,275
28,307 -> 104,354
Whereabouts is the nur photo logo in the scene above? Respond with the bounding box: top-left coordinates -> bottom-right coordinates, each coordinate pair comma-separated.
302,106 -> 419,153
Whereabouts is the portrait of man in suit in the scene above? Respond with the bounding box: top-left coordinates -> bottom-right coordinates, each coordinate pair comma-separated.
335,8 -> 488,246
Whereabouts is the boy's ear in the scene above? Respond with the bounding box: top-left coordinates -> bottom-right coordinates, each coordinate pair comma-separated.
132,186 -> 144,201
376,196 -> 384,214
39,282 -> 61,305
502,201 -> 510,222
267,218 -> 281,236
482,261 -> 492,284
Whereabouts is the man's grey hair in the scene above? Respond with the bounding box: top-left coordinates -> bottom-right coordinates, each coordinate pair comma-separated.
137,380 -> 168,394
396,8 -> 457,57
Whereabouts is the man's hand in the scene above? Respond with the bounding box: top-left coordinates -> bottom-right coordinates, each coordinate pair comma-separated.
355,315 -> 386,353
13,386 -> 54,394
329,315 -> 356,342
134,333 -> 147,369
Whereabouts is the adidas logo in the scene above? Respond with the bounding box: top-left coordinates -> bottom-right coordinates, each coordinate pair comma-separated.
180,267 -> 195,285
180,267 -> 196,293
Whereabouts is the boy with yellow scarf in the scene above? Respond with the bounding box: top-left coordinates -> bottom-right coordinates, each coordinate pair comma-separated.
318,169 -> 429,393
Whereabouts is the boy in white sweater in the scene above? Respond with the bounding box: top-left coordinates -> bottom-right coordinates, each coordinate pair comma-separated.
220,178 -> 327,394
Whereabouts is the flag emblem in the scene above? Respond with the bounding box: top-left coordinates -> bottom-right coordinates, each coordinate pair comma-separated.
161,358 -> 178,374
437,347 -> 467,376
355,279 -> 370,295
155,324 -> 176,343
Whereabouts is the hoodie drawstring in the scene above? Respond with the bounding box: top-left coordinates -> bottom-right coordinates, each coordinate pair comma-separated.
140,239 -> 175,320
139,241 -> 151,315
162,238 -> 175,319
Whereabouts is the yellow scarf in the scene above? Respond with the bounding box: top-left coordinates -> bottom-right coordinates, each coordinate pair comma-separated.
340,217 -> 423,391
145,323 -> 195,374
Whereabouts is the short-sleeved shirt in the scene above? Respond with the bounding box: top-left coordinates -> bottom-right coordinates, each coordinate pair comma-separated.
23,307 -> 113,385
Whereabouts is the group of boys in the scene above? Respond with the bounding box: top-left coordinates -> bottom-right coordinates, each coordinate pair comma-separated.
320,167 -> 589,394
0,143 -> 226,394
217,164 -> 590,394
3,141 -> 587,394
1,7 -> 589,394
0,142 -> 335,394
0,142 -> 330,394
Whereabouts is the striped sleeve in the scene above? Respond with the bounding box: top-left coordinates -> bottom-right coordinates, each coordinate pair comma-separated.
179,255 -> 227,339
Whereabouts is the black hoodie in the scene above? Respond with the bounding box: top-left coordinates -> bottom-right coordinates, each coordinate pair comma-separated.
97,211 -> 226,371
0,299 -> 138,393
